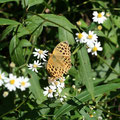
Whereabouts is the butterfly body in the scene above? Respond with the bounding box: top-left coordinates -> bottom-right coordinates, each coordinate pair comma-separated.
47,42 -> 71,82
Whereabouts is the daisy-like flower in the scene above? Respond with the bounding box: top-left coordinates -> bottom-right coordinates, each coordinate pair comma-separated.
4,74 -> 20,91
87,42 -> 103,56
33,48 -> 48,61
75,32 -> 87,43
92,11 -> 107,24
43,85 -> 56,98
86,31 -> 98,45
0,70 -> 6,86
52,81 -> 61,88
28,60 -> 42,73
18,76 -> 31,91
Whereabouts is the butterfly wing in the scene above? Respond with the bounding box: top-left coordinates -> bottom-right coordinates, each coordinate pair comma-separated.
47,41 -> 71,81
53,42 -> 71,72
47,54 -> 65,78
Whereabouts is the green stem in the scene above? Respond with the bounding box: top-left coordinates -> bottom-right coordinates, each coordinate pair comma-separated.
0,93 -> 31,118
97,54 -> 120,76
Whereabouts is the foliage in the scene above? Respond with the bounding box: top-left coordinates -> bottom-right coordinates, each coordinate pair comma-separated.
0,0 -> 120,120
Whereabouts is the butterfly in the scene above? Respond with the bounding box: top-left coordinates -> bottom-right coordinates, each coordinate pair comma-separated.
47,41 -> 71,83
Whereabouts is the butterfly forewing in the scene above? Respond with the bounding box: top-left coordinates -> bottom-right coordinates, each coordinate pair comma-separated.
47,41 -> 71,81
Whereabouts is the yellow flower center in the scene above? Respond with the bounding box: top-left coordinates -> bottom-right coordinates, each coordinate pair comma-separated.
48,89 -> 52,93
88,35 -> 93,39
92,46 -> 98,52
90,114 -> 93,117
0,75 -> 2,80
10,79 -> 15,85
60,79 -> 64,83
39,50 -> 43,54
33,64 -> 38,68
55,81 -> 58,85
97,13 -> 102,18
78,33 -> 83,39
21,81 -> 25,86
98,25 -> 102,30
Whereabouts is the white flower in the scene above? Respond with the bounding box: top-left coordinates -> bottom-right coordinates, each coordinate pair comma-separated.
87,42 -> 103,56
86,31 -> 98,45
92,11 -> 107,24
59,77 -> 65,88
52,81 -> 61,88
98,116 -> 102,120
28,60 -> 42,73
18,76 -> 31,91
3,91 -> 9,97
4,74 -> 20,91
75,32 -> 87,43
43,85 -> 56,98
0,70 -> 6,86
33,48 -> 48,61
60,95 -> 67,102
60,97 -> 64,102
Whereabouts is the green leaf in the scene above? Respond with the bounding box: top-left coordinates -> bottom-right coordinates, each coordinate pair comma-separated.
0,25 -> 16,41
95,31 -> 106,37
79,19 -> 88,28
27,14 -> 76,29
80,108 -> 94,120
9,36 -> 25,65
58,27 -> 75,45
28,0 -> 43,8
19,39 -> 32,47
27,69 -> 46,104
77,47 -> 94,99
108,28 -> 117,44
54,83 -> 120,118
0,0 -> 18,3
17,25 -> 30,38
0,18 -> 20,25
112,15 -> 120,28
103,18 -> 112,30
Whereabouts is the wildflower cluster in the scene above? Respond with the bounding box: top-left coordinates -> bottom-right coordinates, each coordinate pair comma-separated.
75,11 -> 107,56
75,31 -> 102,56
0,70 -> 31,96
28,48 -> 48,73
43,77 -> 67,102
